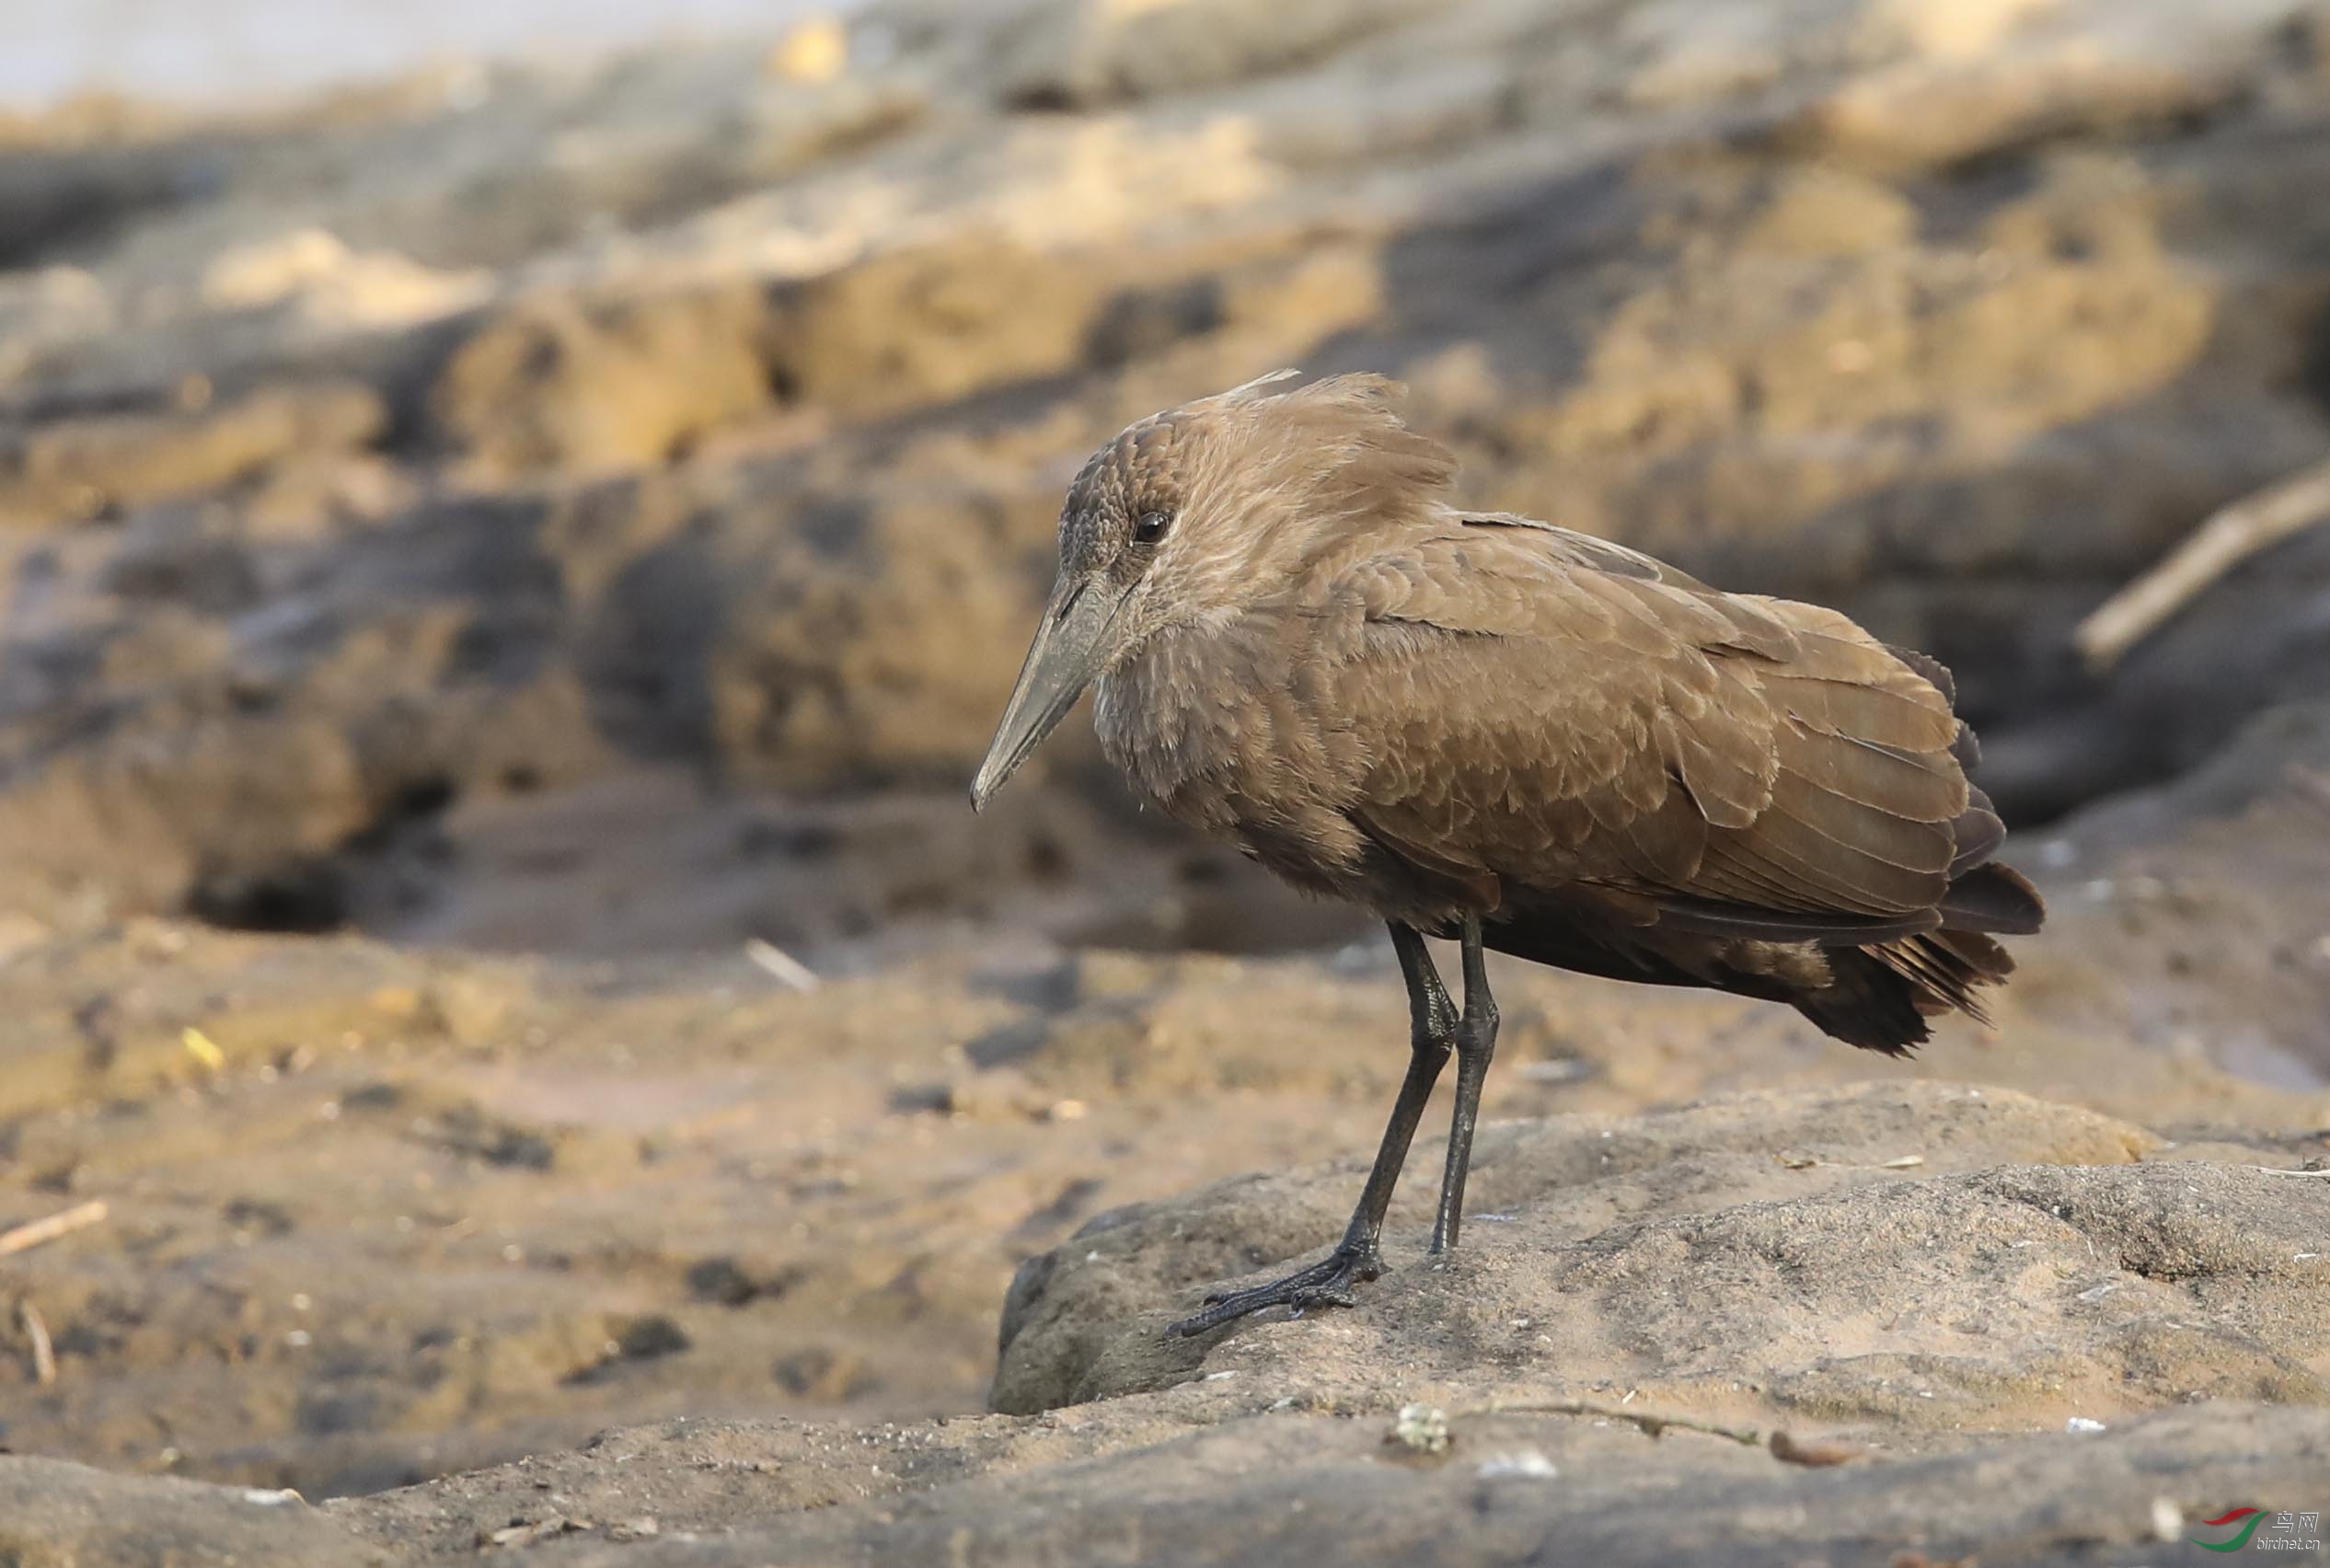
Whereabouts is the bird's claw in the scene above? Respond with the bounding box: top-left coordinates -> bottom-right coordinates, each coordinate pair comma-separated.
1168,1245 -> 1382,1337
1287,1288 -> 1358,1316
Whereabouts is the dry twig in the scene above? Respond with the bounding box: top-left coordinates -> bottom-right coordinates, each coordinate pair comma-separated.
2075,456 -> 2330,671
0,1199 -> 108,1258
744,939 -> 820,992
18,1301 -> 55,1385
1462,1395 -> 1764,1447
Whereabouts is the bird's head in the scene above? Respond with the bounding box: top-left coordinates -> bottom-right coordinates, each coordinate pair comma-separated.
972,371 -> 1453,809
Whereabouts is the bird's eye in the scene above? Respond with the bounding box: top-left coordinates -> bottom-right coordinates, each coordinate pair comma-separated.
1134,510 -> 1172,544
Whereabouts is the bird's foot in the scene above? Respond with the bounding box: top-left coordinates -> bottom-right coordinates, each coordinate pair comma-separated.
1167,1242 -> 1384,1337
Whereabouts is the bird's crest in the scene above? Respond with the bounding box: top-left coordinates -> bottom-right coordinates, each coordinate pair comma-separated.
1179,370 -> 1459,536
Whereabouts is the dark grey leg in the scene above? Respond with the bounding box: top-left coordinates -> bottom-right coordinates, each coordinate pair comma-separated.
1429,913 -> 1498,1254
1168,922 -> 1456,1336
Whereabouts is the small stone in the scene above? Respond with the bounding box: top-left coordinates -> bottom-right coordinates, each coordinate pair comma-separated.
1389,1402 -> 1449,1455
1769,1431 -> 1863,1467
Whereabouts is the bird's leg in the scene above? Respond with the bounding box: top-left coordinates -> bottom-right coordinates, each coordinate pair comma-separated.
1430,914 -> 1499,1254
1168,922 -> 1455,1337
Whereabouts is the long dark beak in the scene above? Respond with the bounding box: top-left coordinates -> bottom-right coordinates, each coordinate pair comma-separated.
971,579 -> 1122,811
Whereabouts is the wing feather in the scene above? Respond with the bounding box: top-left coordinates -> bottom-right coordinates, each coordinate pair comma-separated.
1338,519 -> 1986,929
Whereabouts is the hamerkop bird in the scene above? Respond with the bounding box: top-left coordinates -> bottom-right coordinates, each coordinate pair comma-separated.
972,371 -> 2045,1335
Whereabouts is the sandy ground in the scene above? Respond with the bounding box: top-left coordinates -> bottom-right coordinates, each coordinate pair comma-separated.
3,718 -> 2326,1534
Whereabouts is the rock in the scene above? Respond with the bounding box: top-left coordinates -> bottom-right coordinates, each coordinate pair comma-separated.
2020,702 -> 2330,1087
513,1403 -> 2330,1567
996,1080 -> 2316,1415
0,382 -> 385,525
763,239 -> 1110,416
0,0 -> 2324,920
101,513 -> 261,613
0,1457 -> 380,1567
199,229 -> 490,330
685,469 -> 1069,787
0,707 -> 376,926
12,1399 -> 2328,1567
1731,168 -> 1919,259
771,1344 -> 876,1400
1783,6 -> 2267,173
427,284 -> 778,475
734,75 -> 930,177
991,0 -> 1439,107
0,139 -> 196,272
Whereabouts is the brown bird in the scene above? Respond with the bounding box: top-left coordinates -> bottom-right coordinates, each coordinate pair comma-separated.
972,371 -> 2044,1336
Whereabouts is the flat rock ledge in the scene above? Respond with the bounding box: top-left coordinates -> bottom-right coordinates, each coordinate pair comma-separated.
991,1079 -> 2324,1424
3,1080 -> 2324,1568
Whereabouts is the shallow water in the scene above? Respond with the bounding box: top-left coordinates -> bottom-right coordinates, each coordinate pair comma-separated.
0,0 -> 842,110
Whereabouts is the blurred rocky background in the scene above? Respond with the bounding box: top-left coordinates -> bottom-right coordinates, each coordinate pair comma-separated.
2,1 -> 2328,1563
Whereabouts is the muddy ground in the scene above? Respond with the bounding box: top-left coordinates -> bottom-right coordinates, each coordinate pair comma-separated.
3,0 -> 2329,1563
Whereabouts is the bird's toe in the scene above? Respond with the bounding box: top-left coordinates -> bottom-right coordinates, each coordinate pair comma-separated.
1166,1245 -> 1383,1336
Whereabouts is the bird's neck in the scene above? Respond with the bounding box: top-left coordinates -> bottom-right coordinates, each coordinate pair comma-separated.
1092,523 -> 1428,809
1094,606 -> 1294,809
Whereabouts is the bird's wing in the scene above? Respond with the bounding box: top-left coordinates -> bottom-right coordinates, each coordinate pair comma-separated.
1337,522 -> 1969,930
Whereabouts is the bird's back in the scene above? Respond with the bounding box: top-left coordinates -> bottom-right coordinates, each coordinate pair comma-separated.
1103,508 -> 2043,1053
